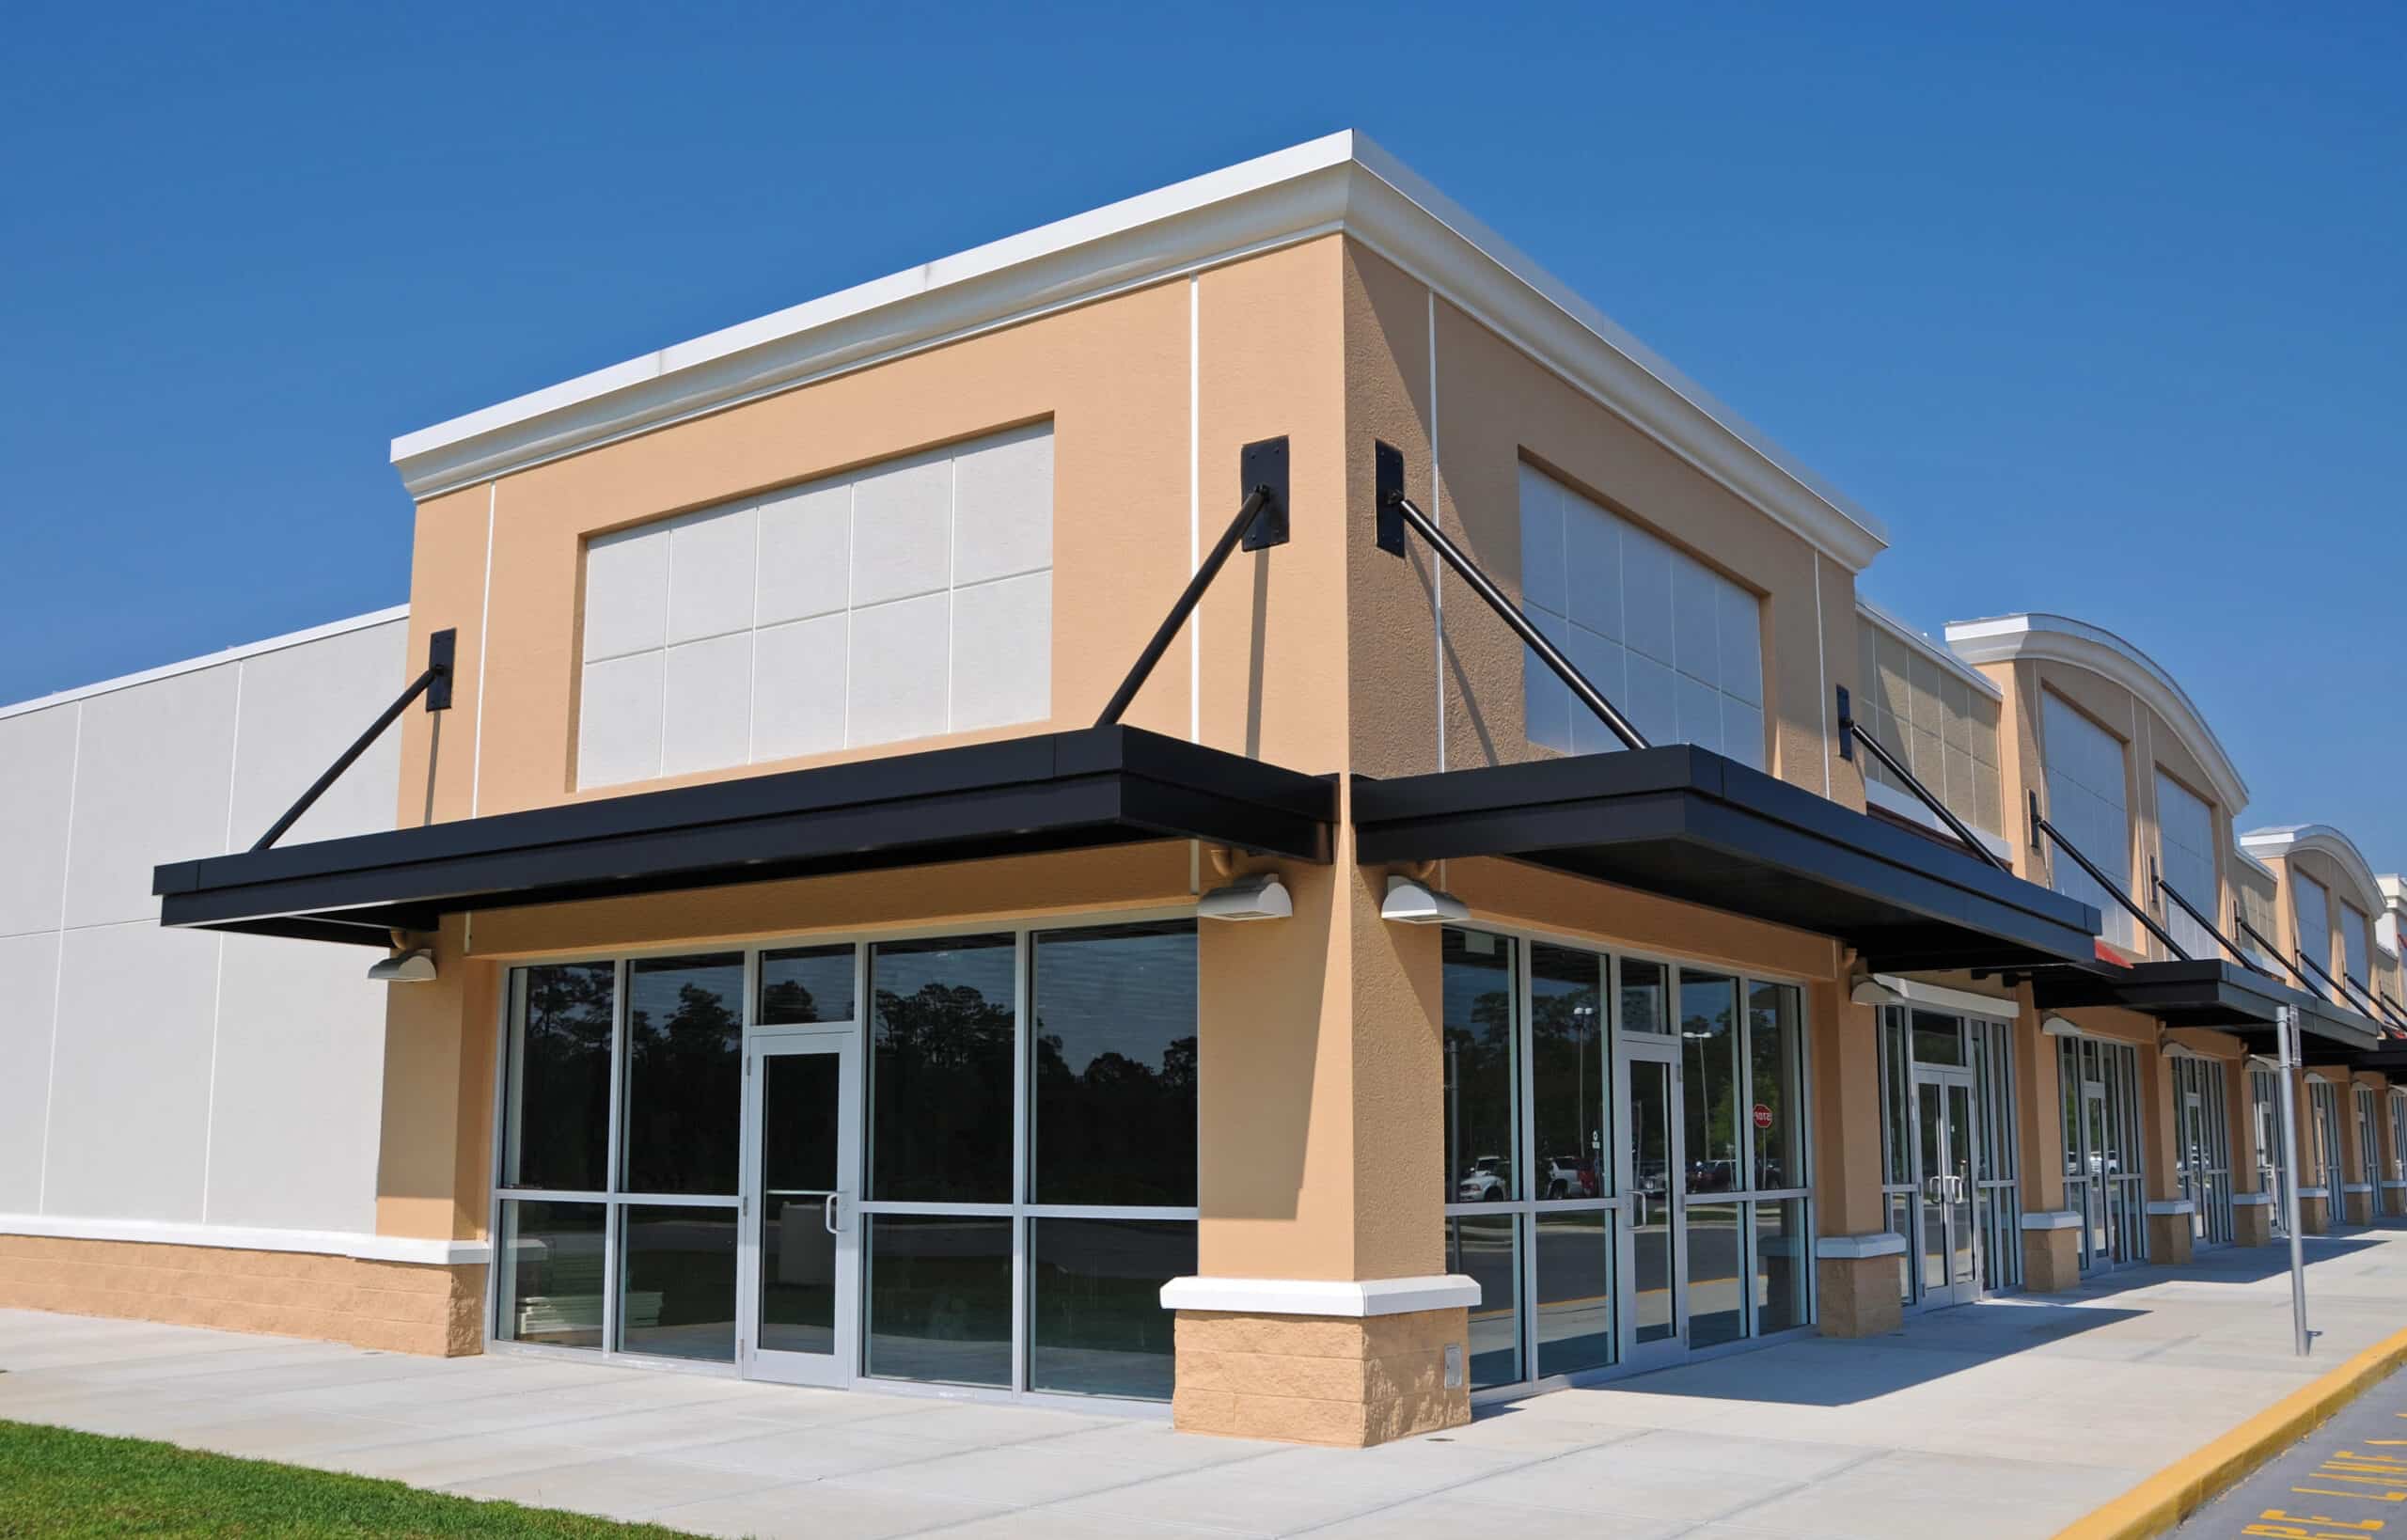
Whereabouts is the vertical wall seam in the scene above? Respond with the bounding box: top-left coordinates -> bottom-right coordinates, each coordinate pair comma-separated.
36,702 -> 84,1215
470,482 -> 496,816
197,660 -> 247,1223
1188,273 -> 1201,746
1813,551 -> 1830,797
842,485 -> 857,748
1429,288 -> 1444,774
746,494 -> 763,764
655,514 -> 675,778
944,458 -> 959,733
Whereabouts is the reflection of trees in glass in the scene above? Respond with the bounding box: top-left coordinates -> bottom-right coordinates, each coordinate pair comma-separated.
1530,947 -> 1603,1197
625,964 -> 742,1195
1442,932 -> 1515,1200
1681,975 -> 1738,1185
512,964 -> 614,1190
873,974 -> 1014,1202
1748,984 -> 1797,1187
1030,924 -> 1198,1206
762,979 -> 818,1022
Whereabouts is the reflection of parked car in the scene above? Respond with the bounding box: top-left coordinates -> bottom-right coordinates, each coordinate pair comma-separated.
1457,1156 -> 1510,1202
1688,1158 -> 1737,1192
1544,1155 -> 1599,1200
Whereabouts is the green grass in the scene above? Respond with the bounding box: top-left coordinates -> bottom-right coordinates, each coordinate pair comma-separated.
0,1421 -> 699,1538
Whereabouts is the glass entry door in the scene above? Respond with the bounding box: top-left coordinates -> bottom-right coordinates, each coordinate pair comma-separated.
2251,1066 -> 2291,1240
741,1035 -> 858,1387
1618,1039 -> 1684,1367
1913,1069 -> 1981,1309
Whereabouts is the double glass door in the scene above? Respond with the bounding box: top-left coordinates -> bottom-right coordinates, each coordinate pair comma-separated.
740,1034 -> 859,1387
1913,1069 -> 1980,1309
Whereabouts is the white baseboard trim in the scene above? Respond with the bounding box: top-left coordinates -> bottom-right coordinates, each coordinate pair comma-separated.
2019,1210 -> 2084,1231
0,1214 -> 491,1266
1160,1274 -> 1480,1316
1815,1232 -> 1907,1260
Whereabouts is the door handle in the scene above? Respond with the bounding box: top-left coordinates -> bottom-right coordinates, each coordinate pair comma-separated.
824,1193 -> 841,1235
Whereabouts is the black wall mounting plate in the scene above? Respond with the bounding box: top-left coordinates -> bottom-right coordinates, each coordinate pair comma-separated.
1240,436 -> 1290,551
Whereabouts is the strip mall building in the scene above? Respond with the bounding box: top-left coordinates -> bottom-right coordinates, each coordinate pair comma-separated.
5,134 -> 2403,1447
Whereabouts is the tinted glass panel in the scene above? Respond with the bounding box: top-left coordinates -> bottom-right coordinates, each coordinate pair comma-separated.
1911,1011 -> 1965,1066
1754,1200 -> 1808,1334
759,1194 -> 836,1356
1534,1209 -> 1614,1377
621,954 -> 744,1195
617,1204 -> 735,1361
496,1200 -> 606,1349
867,1216 -> 1011,1388
760,945 -> 856,1025
507,965 -> 614,1191
1620,958 -> 1668,1034
1030,1218 -> 1196,1401
1030,922 -> 1198,1205
762,1052 -> 839,1195
1443,929 -> 1517,1204
869,935 -> 1015,1202
1686,1202 -> 1743,1347
1680,972 -> 1738,1195
1749,983 -> 1802,1190
1447,1214 -> 1519,1389
1530,945 -> 1606,1201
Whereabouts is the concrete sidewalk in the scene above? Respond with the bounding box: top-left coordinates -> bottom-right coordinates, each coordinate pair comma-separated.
5,1230 -> 2407,1539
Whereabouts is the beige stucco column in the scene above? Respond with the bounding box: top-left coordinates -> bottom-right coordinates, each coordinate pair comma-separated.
1174,822 -> 1467,1447
2015,1012 -> 2083,1290
2225,1047 -> 2274,1246
2295,1073 -> 2336,1235
2141,1047 -> 2194,1265
1811,979 -> 1900,1337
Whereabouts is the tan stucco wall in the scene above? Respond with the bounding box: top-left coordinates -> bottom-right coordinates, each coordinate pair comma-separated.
0,1237 -> 480,1356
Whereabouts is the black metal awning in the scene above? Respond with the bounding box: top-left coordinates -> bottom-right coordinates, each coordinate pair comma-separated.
153,726 -> 1334,946
2031,958 -> 2384,1052
1349,746 -> 2104,972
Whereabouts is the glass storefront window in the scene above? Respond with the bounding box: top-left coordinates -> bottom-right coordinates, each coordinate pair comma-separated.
505,964 -> 614,1192
1448,1214 -> 1520,1389
1753,1200 -> 1808,1335
1686,1202 -> 1743,1348
867,935 -> 1015,1203
1533,1210 -> 1613,1377
865,1215 -> 1013,1388
758,944 -> 855,1025
621,954 -> 744,1196
1443,930 -> 1518,1204
1531,945 -> 1607,1201
1030,922 -> 1198,1206
1619,958 -> 1668,1034
1029,1218 -> 1195,1401
1911,1012 -> 1964,1066
497,1201 -> 606,1349
1679,972 -> 1739,1195
1748,983 -> 1802,1191
617,1203 -> 736,1362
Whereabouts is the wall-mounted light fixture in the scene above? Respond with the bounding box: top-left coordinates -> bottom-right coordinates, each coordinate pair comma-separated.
367,947 -> 438,983
2041,1014 -> 2082,1039
1197,874 -> 1292,922
1381,875 -> 1468,925
1849,974 -> 1901,1008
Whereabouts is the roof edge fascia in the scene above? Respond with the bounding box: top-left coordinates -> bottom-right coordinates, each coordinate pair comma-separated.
1943,612 -> 2250,815
2242,824 -> 2384,914
0,605 -> 412,724
388,134 -> 1889,572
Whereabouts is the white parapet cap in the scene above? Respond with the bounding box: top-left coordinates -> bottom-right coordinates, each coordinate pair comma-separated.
0,1213 -> 489,1267
0,605 -> 411,724
1158,1274 -> 1481,1317
1943,612 -> 2250,817
2242,825 -> 2386,915
388,132 -> 1891,572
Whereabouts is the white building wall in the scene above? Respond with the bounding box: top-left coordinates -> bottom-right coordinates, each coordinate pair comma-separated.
0,609 -> 408,1238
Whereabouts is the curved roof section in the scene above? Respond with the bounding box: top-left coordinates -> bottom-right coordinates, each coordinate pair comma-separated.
388,132 -> 1890,571
1943,612 -> 2250,816
2241,825 -> 2384,915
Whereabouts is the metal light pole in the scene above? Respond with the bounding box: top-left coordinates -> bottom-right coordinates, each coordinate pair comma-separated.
2276,1004 -> 2310,1357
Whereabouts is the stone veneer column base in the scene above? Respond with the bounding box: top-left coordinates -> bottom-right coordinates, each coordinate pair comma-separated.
2232,1200 -> 2273,1247
1172,1308 -> 1471,1446
2344,1189 -> 2375,1226
2146,1214 -> 2195,1265
2299,1195 -> 2331,1235
0,1235 -> 484,1355
1816,1253 -> 1902,1338
2022,1225 -> 2082,1293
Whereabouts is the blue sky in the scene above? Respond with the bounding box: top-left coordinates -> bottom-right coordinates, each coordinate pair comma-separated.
5,3 -> 2399,856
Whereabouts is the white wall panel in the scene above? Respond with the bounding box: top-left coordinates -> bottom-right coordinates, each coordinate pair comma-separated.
200,933 -> 385,1232
2042,692 -> 2132,948
227,620 -> 411,848
2296,874 -> 2333,973
62,665 -> 238,928
0,705 -> 78,938
41,921 -> 221,1221
666,503 -> 758,646
951,425 -> 1053,586
2155,770 -> 2218,962
0,932 -> 60,1212
950,573 -> 1051,731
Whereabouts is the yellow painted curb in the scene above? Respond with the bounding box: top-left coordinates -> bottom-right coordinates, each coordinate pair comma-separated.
2053,1323 -> 2407,1540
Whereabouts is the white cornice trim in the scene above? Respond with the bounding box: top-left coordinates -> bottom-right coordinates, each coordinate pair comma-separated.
1862,780 -> 2014,864
1943,613 -> 2250,816
1815,1232 -> 1908,1260
1857,598 -> 2002,701
2020,1210 -> 2084,1231
0,605 -> 411,724
2234,843 -> 2279,883
2144,1200 -> 2195,1216
2242,825 -> 2384,914
389,133 -> 1890,572
1158,1273 -> 1480,1317
0,1213 -> 488,1266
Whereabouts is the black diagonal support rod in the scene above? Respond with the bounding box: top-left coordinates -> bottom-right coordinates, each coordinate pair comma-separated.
1095,437 -> 1289,728
2155,876 -> 2273,978
1371,439 -> 1649,752
2231,913 -> 2342,1012
2027,791 -> 2189,959
1833,684 -> 2009,873
2290,937 -> 2399,1028
254,629 -> 454,853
